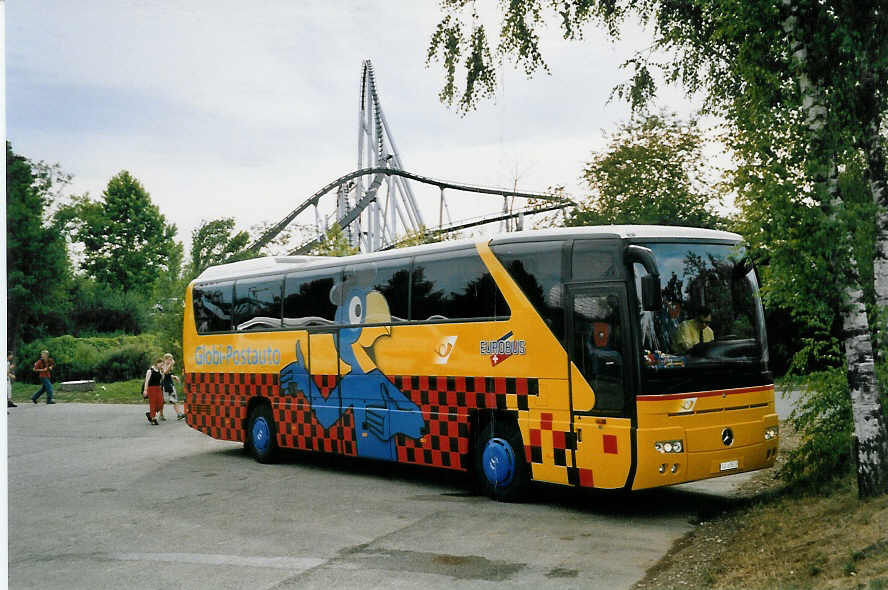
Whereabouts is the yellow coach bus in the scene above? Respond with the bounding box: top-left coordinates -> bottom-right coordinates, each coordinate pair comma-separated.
183,226 -> 777,500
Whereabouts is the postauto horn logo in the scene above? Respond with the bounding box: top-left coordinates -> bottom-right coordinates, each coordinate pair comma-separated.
195,345 -> 282,367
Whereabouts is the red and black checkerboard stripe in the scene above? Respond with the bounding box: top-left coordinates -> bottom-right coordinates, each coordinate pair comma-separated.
273,388 -> 357,455
273,373 -> 356,454
186,372 -> 539,472
185,372 -> 278,442
525,411 -> 578,473
389,375 -> 538,471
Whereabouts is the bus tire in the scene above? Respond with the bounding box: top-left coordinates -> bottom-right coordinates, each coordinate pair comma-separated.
246,403 -> 278,464
474,418 -> 529,502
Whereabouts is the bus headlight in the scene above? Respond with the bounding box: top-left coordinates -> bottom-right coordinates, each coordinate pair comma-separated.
764,425 -> 779,440
655,440 -> 684,453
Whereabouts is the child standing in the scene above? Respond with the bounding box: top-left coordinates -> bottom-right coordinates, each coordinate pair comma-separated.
143,358 -> 164,426
159,353 -> 185,421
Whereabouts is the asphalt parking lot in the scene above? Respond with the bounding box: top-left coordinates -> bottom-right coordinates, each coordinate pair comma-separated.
7,401 -> 784,590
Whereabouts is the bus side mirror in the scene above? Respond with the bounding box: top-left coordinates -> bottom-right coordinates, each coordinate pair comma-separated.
641,274 -> 662,311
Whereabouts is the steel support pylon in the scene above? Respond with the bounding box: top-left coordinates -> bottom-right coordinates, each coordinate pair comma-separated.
355,59 -> 429,251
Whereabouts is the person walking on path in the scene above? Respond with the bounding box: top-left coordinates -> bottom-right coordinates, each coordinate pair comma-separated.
159,353 -> 185,421
8,352 -> 17,408
31,350 -> 55,404
143,357 -> 164,426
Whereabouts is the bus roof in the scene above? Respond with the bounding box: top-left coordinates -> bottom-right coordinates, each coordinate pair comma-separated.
193,225 -> 742,283
195,255 -> 337,282
487,225 -> 741,243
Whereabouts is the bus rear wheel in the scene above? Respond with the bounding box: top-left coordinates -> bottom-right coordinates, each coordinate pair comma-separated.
474,418 -> 529,502
246,403 -> 278,464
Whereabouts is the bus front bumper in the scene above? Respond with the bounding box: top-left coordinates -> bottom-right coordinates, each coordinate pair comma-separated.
632,415 -> 779,490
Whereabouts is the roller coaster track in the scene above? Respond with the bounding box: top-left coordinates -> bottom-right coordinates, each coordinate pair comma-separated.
376,201 -> 569,252
237,60 -> 573,259
244,166 -> 572,256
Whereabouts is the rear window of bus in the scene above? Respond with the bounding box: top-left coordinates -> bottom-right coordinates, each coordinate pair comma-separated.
193,282 -> 234,334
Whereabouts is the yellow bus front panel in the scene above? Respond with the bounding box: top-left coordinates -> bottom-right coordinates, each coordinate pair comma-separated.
632,385 -> 778,490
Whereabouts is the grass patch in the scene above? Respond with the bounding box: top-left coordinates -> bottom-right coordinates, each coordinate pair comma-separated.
635,425 -> 888,590
708,477 -> 888,589
10,379 -> 146,404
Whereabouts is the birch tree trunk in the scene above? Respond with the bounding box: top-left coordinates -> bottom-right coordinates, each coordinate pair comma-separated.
784,0 -> 888,497
860,85 -> 888,353
841,263 -> 888,497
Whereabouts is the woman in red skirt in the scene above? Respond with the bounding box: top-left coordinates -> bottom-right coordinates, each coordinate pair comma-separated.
143,357 -> 164,426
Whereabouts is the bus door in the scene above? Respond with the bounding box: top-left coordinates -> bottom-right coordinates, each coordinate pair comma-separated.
567,283 -> 634,489
306,326 -> 343,436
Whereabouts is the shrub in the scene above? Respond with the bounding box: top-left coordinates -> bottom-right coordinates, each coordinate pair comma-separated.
14,334 -> 162,383
779,368 -> 854,486
95,343 -> 163,382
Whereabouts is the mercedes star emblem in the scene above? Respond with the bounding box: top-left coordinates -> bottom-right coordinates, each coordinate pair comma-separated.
722,427 -> 734,447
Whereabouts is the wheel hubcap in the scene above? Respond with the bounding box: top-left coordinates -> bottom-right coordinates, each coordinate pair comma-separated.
252,416 -> 270,452
481,437 -> 515,487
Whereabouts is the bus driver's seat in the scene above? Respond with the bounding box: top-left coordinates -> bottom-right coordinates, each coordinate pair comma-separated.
592,321 -> 611,348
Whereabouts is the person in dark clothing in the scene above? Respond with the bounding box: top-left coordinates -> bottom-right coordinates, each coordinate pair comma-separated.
8,352 -> 17,408
143,358 -> 164,425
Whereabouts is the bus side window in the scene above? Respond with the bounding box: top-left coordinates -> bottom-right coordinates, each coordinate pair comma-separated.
193,282 -> 234,334
283,271 -> 340,327
571,240 -> 621,281
491,241 -> 565,343
412,250 -> 509,321
343,259 -> 411,323
234,276 -> 283,331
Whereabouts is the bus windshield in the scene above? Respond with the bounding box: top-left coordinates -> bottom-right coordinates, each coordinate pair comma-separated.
634,242 -> 769,395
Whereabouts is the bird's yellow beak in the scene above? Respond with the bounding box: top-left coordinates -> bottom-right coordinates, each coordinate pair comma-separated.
357,291 -> 391,348
363,291 -> 391,325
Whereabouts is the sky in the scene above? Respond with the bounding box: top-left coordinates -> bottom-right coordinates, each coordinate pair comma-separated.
7,1 -> 698,253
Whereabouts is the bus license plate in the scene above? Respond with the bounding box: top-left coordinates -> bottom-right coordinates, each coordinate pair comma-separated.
720,460 -> 739,471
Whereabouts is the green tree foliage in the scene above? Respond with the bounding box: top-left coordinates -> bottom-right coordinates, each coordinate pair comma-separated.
61,171 -> 178,294
388,226 -> 461,249
5,142 -> 72,349
188,217 -> 251,279
151,240 -> 185,363
67,277 -> 150,336
737,154 -> 876,349
246,220 -> 299,258
309,224 -> 359,257
427,1 -> 614,112
566,113 -> 724,228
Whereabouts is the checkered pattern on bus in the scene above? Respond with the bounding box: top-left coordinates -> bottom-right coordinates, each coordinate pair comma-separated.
185,372 -> 540,472
523,411 -> 597,487
184,372 -> 278,442
524,411 -> 577,467
389,375 -> 539,471
273,386 -> 357,456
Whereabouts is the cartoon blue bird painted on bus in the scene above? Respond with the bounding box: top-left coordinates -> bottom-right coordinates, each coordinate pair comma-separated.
280,278 -> 425,461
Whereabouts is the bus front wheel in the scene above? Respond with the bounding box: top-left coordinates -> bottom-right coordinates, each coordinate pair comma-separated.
246,403 -> 278,464
474,419 -> 529,502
